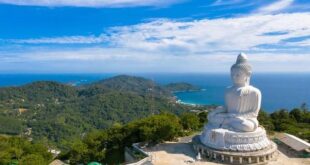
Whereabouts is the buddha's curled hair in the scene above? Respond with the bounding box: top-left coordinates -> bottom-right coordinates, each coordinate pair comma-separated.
231,53 -> 252,75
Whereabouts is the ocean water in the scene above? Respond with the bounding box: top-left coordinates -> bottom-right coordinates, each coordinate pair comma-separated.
0,73 -> 309,112
142,73 -> 310,112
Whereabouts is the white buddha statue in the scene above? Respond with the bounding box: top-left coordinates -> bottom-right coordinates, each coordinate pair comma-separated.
207,53 -> 261,132
200,53 -> 269,151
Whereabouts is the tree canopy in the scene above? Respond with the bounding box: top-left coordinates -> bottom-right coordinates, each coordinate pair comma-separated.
0,136 -> 52,165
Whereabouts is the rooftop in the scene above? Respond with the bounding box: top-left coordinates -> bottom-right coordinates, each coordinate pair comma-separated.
276,133 -> 310,152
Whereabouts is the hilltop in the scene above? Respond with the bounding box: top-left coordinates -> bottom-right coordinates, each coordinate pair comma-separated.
165,82 -> 201,92
87,75 -> 171,97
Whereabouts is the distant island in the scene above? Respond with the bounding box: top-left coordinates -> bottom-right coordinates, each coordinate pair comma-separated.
164,82 -> 201,92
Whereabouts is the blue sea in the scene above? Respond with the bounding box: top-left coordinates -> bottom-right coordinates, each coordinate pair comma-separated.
0,73 -> 309,112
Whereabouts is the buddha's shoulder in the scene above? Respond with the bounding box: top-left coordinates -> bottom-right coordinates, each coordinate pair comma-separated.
245,86 -> 261,97
226,85 -> 261,95
247,85 -> 261,93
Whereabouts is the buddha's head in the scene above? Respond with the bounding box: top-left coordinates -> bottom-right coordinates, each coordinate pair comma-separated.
230,53 -> 252,87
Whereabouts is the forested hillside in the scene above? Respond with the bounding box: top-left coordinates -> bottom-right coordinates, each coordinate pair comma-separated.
0,75 -> 206,145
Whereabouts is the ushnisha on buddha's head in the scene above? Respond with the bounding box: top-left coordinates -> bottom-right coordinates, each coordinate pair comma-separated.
230,53 -> 252,87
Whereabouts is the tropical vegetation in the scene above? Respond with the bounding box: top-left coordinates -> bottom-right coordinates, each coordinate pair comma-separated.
0,75 -> 309,164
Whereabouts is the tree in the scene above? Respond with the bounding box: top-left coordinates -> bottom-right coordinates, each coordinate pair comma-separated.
270,109 -> 294,131
19,154 -> 46,165
180,113 -> 200,131
198,111 -> 208,125
138,113 -> 183,143
301,102 -> 309,113
258,110 -> 274,133
64,113 -> 184,164
67,139 -> 89,164
289,108 -> 303,122
0,136 -> 52,165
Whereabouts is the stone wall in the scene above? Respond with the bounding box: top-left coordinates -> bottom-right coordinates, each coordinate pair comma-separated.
125,143 -> 152,165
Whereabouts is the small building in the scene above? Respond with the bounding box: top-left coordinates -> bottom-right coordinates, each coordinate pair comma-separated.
48,149 -> 61,158
17,108 -> 28,115
276,133 -> 310,157
276,133 -> 310,151
24,128 -> 32,136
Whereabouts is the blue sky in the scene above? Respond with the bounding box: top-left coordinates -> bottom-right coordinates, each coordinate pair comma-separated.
0,0 -> 310,73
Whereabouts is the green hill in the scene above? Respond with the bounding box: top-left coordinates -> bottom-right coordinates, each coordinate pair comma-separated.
0,75 -> 203,145
90,75 -> 171,97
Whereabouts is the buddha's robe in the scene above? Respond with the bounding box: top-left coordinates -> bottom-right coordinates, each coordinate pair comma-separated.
208,85 -> 261,132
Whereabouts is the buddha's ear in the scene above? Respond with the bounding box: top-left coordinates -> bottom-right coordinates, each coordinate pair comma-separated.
245,76 -> 251,84
246,70 -> 252,76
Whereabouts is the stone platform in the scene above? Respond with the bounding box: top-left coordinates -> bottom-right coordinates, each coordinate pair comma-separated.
192,135 -> 278,164
200,126 -> 271,152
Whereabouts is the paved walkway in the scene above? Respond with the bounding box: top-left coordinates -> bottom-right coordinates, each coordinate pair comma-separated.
145,141 -> 310,165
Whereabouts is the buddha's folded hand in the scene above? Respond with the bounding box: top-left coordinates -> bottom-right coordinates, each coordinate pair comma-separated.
228,113 -> 237,118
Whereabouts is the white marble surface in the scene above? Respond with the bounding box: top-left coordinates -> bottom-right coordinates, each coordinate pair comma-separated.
200,53 -> 270,151
200,125 -> 270,151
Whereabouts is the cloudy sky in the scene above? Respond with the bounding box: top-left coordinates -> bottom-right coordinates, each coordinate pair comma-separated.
0,0 -> 309,73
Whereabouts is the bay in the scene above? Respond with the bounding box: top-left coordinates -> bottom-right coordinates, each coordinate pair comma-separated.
0,73 -> 309,112
143,73 -> 310,112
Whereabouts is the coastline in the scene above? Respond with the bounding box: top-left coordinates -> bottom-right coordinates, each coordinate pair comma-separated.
173,89 -> 205,107
173,89 -> 217,108
176,99 -> 199,107
173,88 -> 214,107
172,88 -> 206,93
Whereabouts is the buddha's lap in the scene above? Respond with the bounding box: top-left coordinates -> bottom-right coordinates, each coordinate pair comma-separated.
227,118 -> 257,132
210,114 -> 257,129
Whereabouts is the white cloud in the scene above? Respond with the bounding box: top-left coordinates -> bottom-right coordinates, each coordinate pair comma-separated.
2,12 -> 310,73
256,0 -> 294,14
0,0 -> 183,7
9,13 -> 310,52
106,13 -> 310,52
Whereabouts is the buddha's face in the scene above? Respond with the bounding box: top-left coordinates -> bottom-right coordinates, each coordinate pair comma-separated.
231,68 -> 250,86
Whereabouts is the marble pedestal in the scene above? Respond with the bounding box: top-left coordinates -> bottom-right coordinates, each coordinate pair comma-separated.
200,125 -> 270,151
193,135 -> 278,164
194,126 -> 278,164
